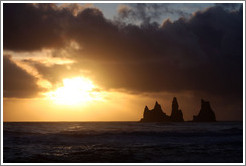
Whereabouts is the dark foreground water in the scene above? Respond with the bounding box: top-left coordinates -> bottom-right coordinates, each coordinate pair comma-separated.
3,122 -> 243,163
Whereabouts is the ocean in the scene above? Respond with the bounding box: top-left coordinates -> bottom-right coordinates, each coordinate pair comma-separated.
3,122 -> 243,163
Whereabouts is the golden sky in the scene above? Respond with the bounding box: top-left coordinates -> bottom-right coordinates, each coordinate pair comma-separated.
3,3 -> 243,121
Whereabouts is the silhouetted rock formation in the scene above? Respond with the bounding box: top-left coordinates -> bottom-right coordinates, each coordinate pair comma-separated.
193,99 -> 216,122
140,97 -> 184,122
170,97 -> 184,122
140,101 -> 170,122
140,97 -> 217,122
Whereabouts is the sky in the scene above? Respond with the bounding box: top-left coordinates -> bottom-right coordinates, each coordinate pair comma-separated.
3,3 -> 243,121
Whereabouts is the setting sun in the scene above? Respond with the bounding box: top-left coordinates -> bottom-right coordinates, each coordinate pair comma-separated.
46,77 -> 101,105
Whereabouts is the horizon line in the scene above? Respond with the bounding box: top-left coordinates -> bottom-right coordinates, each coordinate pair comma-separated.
3,120 -> 243,123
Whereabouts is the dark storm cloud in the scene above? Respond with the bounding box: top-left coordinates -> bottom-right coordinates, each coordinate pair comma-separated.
3,3 -> 72,51
3,55 -> 44,98
70,5 -> 242,98
3,3 -> 243,99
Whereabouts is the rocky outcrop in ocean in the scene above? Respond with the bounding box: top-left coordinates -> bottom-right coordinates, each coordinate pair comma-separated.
193,99 -> 216,122
140,97 -> 184,122
170,97 -> 184,122
140,101 -> 170,122
140,97 -> 216,122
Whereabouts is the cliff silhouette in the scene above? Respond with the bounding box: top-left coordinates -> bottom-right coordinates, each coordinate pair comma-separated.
140,97 -> 216,122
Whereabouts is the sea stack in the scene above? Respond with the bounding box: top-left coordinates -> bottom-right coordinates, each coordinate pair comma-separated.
140,101 -> 170,122
193,99 -> 216,122
170,97 -> 184,122
140,98 -> 184,122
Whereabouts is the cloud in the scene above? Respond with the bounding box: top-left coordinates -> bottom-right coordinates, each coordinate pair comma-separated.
3,3 -> 72,51
3,55 -> 44,98
117,4 -> 190,24
23,59 -> 86,87
68,5 -> 242,98
215,3 -> 242,11
58,3 -> 91,16
3,3 -> 243,99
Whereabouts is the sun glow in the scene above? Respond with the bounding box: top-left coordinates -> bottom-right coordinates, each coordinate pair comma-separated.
46,77 -> 102,105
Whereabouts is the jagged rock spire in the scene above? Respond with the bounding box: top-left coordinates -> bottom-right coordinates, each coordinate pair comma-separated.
172,97 -> 179,111
154,101 -> 161,110
143,106 -> 149,118
144,106 -> 149,111
170,97 -> 184,122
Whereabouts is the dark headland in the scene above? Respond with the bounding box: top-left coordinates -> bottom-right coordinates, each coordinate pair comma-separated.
140,97 -> 216,122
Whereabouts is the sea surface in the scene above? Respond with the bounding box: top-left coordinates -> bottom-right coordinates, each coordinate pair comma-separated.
3,122 -> 243,163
